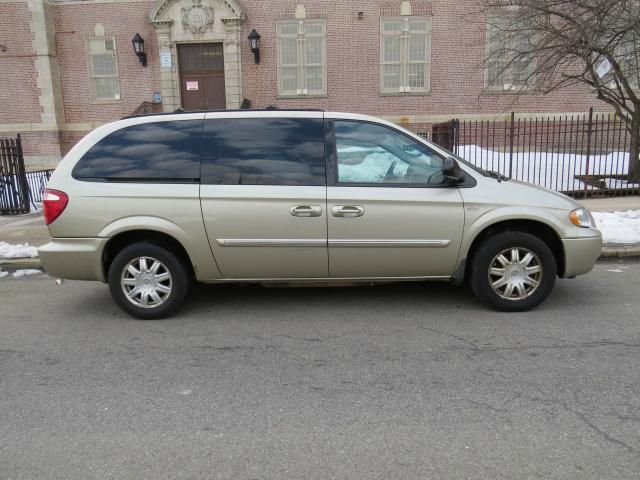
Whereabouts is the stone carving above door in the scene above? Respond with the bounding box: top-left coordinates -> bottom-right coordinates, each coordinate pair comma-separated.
181,0 -> 214,34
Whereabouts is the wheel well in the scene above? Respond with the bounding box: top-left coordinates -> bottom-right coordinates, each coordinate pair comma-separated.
465,220 -> 565,278
102,230 -> 194,279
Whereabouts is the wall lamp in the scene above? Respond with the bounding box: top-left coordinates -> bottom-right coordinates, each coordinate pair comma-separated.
131,33 -> 147,67
248,29 -> 261,64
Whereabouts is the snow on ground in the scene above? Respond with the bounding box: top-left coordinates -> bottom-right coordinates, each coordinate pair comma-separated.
459,145 -> 634,193
10,269 -> 42,277
0,267 -> 43,279
0,241 -> 39,258
592,210 -> 640,244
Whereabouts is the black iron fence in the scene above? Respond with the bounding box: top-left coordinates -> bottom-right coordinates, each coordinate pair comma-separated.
0,135 -> 30,215
26,169 -> 54,204
0,135 -> 55,215
421,109 -> 638,198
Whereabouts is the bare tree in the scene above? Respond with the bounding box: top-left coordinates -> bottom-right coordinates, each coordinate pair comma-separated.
481,0 -> 640,180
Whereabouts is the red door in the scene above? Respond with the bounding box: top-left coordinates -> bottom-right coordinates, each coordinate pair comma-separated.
178,44 -> 226,111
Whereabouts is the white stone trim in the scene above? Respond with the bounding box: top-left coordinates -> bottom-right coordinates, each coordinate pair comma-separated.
150,0 -> 245,111
27,0 -> 65,131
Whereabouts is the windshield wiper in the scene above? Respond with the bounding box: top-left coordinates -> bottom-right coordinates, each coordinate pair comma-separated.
485,170 -> 509,182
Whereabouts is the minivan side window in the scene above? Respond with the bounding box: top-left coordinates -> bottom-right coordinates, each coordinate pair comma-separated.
72,120 -> 202,182
201,117 -> 325,186
334,121 -> 445,185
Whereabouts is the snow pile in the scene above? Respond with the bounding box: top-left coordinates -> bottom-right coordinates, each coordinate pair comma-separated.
11,269 -> 42,277
592,210 -> 640,244
459,145 -> 637,193
0,241 -> 39,258
0,267 -> 43,279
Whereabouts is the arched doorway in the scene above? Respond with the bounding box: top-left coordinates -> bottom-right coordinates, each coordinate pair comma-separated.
149,0 -> 245,111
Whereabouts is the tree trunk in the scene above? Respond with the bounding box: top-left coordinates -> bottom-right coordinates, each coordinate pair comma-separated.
629,110 -> 640,181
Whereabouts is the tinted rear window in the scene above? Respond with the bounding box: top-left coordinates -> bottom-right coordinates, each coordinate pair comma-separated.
72,120 -> 203,181
201,117 -> 325,185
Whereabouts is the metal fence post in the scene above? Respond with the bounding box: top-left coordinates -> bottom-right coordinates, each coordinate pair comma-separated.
584,107 -> 594,198
15,134 -> 29,210
509,112 -> 515,179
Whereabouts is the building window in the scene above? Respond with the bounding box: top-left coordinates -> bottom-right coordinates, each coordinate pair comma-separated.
277,20 -> 327,96
617,33 -> 640,88
380,17 -> 431,94
87,36 -> 120,101
485,16 -> 535,91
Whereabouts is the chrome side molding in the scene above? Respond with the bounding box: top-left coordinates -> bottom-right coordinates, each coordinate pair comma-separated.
329,239 -> 451,248
216,239 -> 451,248
216,239 -> 326,247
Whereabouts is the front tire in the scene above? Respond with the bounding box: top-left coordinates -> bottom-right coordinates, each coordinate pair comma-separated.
108,242 -> 190,319
470,231 -> 557,312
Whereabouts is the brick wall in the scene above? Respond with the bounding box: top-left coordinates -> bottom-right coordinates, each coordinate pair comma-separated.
53,0 -> 161,123
0,1 -> 41,124
240,0 -> 605,116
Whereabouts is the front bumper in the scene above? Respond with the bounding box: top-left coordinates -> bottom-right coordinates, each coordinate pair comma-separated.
38,238 -> 108,281
561,233 -> 602,278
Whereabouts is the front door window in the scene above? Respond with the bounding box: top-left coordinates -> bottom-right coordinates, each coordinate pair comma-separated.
334,121 -> 445,185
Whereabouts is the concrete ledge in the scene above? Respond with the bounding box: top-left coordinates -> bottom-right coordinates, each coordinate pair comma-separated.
600,245 -> 640,258
0,258 -> 43,270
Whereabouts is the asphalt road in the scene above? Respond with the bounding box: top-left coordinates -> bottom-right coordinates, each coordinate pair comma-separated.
1,260 -> 639,479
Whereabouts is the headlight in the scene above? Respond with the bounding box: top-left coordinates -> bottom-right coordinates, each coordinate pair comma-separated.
569,208 -> 596,228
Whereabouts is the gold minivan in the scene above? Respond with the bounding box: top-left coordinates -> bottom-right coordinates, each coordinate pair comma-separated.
39,110 -> 602,319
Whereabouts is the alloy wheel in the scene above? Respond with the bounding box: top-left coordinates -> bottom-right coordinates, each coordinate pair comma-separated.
120,256 -> 173,309
488,247 -> 543,301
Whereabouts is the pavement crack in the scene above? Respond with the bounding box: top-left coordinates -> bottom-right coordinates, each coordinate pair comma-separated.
607,410 -> 640,424
569,407 -> 640,456
415,322 -> 480,350
522,394 -> 640,456
447,340 -> 640,354
275,334 -> 322,342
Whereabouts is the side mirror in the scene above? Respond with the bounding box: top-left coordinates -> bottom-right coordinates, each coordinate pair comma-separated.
442,157 -> 465,185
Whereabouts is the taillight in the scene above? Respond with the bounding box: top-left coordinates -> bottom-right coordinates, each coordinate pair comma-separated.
43,189 -> 69,225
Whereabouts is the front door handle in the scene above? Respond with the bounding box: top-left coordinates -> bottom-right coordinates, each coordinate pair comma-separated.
290,205 -> 322,217
331,205 -> 365,218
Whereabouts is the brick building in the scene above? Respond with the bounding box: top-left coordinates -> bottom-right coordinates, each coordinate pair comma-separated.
0,0 -> 607,168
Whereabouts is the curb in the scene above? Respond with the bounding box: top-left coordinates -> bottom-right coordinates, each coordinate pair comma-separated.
600,245 -> 640,258
0,258 -> 43,270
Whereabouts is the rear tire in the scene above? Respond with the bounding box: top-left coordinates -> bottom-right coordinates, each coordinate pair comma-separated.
470,231 -> 556,312
108,242 -> 190,320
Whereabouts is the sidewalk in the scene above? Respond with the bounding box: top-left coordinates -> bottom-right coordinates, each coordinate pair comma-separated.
576,196 -> 640,257
1,196 -> 639,270
0,212 -> 48,269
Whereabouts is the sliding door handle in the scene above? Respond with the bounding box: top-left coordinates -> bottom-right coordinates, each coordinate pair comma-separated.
290,205 -> 322,217
331,205 -> 365,218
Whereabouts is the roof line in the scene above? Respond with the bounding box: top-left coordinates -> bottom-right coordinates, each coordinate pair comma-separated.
123,108 -> 325,119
